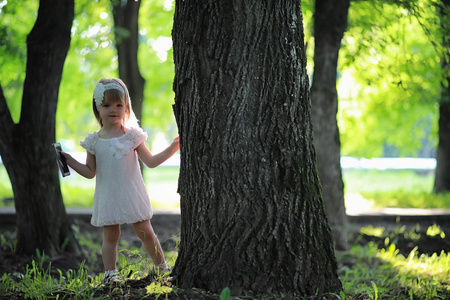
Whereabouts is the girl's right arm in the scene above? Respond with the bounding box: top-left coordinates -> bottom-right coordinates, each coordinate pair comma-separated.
61,151 -> 96,179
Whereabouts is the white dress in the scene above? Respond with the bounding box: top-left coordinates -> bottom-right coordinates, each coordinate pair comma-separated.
80,127 -> 153,227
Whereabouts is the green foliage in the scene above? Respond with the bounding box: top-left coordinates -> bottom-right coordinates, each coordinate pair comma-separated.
139,0 -> 177,133
0,231 -> 17,253
427,224 -> 446,238
146,281 -> 172,297
0,0 -> 178,148
0,0 -> 38,123
56,0 -> 178,147
300,0 -> 442,158
338,1 -> 440,157
58,0 -> 120,142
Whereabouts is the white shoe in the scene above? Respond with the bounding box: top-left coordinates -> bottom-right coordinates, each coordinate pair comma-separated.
103,269 -> 121,283
154,262 -> 172,276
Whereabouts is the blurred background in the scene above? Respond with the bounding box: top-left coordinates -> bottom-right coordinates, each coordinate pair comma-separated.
1,0 -> 448,213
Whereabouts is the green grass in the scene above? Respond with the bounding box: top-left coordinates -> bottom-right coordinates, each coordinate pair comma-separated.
145,166 -> 180,183
337,224 -> 450,300
343,169 -> 450,209
337,242 -> 450,299
343,169 -> 434,194
1,225 -> 449,299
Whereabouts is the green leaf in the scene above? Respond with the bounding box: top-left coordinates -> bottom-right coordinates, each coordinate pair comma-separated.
220,287 -> 231,300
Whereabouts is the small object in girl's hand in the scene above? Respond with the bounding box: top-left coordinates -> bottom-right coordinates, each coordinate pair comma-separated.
52,142 -> 70,177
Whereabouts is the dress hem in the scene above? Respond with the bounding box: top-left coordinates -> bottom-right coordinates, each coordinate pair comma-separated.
90,216 -> 153,227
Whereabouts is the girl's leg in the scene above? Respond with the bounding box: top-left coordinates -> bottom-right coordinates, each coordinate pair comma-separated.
102,224 -> 121,271
132,220 -> 165,265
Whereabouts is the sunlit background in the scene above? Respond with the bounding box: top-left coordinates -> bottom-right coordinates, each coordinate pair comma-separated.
0,0 -> 448,213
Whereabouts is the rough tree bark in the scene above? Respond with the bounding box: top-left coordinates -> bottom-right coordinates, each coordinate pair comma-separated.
111,0 -> 145,123
311,0 -> 350,250
434,0 -> 450,193
0,0 -> 79,256
172,0 -> 342,296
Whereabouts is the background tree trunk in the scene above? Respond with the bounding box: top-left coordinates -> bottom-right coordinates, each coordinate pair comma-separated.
434,0 -> 450,193
0,0 -> 78,256
172,0 -> 341,296
310,0 -> 350,250
112,0 -> 145,124
434,99 -> 450,192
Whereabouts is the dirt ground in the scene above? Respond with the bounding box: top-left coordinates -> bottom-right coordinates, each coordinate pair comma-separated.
1,214 -> 450,299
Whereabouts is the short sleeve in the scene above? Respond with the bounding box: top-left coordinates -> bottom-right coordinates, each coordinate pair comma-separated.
80,132 -> 98,155
126,127 -> 148,149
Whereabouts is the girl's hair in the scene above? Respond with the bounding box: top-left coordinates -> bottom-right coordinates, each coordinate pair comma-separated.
92,78 -> 139,128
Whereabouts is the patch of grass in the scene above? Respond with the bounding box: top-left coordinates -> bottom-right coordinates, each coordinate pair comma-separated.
1,255 -> 105,300
343,169 -> 450,210
0,231 -> 176,300
61,185 -> 95,207
360,190 -> 450,209
1,225 -> 449,299
343,169 -> 434,194
337,225 -> 450,300
145,166 -> 180,183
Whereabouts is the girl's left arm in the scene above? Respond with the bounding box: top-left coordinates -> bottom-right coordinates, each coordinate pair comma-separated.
136,136 -> 180,168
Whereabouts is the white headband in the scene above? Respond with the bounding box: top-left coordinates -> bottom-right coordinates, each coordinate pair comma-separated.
93,82 -> 125,107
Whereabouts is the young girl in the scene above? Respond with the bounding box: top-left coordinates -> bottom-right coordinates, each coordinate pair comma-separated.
61,78 -> 180,283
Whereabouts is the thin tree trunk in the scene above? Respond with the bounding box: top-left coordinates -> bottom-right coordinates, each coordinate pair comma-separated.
172,0 -> 341,296
311,0 -> 350,250
0,0 -> 78,256
434,0 -> 450,193
112,0 -> 145,124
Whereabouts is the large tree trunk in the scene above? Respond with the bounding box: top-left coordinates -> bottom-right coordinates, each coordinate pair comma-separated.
434,0 -> 450,193
310,0 -> 350,250
172,0 -> 342,296
112,0 -> 145,123
0,0 -> 78,256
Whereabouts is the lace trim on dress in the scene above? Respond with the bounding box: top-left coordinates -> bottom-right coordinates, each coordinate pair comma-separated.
79,127 -> 147,158
126,127 -> 148,149
80,132 -> 98,155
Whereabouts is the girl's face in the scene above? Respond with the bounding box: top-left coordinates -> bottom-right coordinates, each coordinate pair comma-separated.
98,99 -> 127,127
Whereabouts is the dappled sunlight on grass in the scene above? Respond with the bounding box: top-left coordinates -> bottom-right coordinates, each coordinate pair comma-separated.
379,244 -> 450,279
359,225 -> 385,238
337,226 -> 450,299
377,245 -> 450,299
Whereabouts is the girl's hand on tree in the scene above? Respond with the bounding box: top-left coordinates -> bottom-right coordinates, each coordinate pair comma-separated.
172,136 -> 180,151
